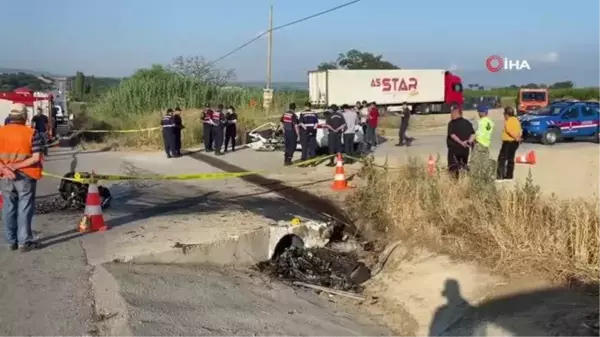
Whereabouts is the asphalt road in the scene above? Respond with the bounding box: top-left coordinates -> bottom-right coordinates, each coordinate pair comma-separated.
377,118 -> 599,160
0,147 -> 391,336
0,149 -> 95,335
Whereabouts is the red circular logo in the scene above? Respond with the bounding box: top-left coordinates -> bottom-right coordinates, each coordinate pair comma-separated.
486,55 -> 503,72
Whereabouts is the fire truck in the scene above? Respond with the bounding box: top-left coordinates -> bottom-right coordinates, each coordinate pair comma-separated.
0,87 -> 71,138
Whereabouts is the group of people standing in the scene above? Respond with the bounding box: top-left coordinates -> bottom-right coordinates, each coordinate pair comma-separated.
278,100 -> 383,167
446,105 -> 522,180
161,104 -> 238,158
201,104 -> 238,155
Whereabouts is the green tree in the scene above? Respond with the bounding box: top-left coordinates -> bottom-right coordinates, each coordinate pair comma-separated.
550,81 -> 574,89
317,62 -> 339,70
168,56 -> 234,86
73,71 -> 85,101
318,49 -> 399,70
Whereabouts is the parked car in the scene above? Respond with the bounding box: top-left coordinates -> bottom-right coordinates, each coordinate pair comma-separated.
519,102 -> 599,145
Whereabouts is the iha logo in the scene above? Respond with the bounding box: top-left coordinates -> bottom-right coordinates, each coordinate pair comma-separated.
486,55 -> 531,72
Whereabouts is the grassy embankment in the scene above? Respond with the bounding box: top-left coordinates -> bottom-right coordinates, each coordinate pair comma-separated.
347,157 -> 599,284
75,66 -> 308,149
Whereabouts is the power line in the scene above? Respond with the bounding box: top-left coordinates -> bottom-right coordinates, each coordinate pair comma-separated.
207,0 -> 362,66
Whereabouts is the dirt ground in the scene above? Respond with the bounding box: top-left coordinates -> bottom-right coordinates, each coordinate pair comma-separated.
269,166 -> 598,336
78,112 -> 598,336
253,132 -> 598,336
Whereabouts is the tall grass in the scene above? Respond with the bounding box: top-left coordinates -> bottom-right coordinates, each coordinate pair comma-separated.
79,65 -> 308,148
347,157 -> 600,283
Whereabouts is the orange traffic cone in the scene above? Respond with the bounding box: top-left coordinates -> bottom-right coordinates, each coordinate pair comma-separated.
331,153 -> 348,191
77,182 -> 108,233
515,150 -> 536,165
427,154 -> 435,176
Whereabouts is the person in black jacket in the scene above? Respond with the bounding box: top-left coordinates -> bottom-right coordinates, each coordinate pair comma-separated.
211,104 -> 226,155
201,104 -> 214,152
446,106 -> 475,178
325,105 -> 346,166
160,109 -> 175,158
224,106 -> 238,152
172,107 -> 184,157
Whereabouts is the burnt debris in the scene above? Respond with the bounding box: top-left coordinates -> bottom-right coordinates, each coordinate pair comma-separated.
35,195 -> 82,214
256,247 -> 371,293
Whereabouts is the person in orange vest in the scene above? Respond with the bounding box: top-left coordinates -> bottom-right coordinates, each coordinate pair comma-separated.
0,104 -> 44,252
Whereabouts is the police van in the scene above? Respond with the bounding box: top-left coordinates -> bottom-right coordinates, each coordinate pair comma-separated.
519,101 -> 599,145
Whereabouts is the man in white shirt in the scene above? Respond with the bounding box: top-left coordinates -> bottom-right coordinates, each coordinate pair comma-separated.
341,104 -> 360,161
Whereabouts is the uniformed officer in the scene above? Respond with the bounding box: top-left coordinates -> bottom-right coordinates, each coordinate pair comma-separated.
325,104 -> 346,166
172,107 -> 184,156
224,106 -> 238,152
161,108 -> 176,158
298,102 -> 319,163
395,102 -> 413,147
471,104 -> 495,181
280,102 -> 300,166
201,103 -> 214,152
211,104 -> 226,155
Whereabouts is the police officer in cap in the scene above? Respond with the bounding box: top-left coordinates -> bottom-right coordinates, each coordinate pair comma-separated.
325,104 -> 346,166
395,102 -> 413,147
298,102 -> 319,164
211,104 -> 226,155
201,103 -> 214,152
161,108 -> 176,158
172,107 -> 184,156
280,102 -> 300,166
224,106 -> 238,152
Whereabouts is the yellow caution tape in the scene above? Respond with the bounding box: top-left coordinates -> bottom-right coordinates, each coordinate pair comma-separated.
71,127 -> 161,133
42,154 -> 337,183
43,170 -> 260,183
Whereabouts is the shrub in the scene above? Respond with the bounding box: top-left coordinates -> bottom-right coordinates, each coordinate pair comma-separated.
347,157 -> 600,283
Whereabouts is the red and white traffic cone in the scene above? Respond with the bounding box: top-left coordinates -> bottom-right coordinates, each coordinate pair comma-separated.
78,182 -> 108,233
331,153 -> 348,191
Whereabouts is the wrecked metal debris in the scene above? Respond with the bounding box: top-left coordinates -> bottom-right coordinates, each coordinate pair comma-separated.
35,195 -> 83,214
256,247 -> 371,293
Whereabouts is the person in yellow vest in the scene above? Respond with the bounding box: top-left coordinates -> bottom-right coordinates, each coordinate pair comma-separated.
0,103 -> 44,252
470,105 -> 495,178
497,107 -> 522,181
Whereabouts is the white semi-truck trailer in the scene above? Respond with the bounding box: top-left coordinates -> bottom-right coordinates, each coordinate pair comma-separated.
308,69 -> 464,114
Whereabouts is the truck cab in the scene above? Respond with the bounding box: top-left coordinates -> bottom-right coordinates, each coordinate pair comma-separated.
520,102 -> 599,145
517,88 -> 549,115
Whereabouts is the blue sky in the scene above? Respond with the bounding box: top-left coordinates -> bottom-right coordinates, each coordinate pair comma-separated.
1,0 -> 599,86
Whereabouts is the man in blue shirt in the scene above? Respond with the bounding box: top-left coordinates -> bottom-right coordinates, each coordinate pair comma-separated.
31,108 -> 49,155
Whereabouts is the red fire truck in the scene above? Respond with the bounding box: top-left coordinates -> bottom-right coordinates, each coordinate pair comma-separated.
0,88 -> 55,134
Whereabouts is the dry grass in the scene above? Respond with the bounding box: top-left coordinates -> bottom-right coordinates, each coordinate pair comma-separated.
74,107 -> 280,149
347,157 -> 600,284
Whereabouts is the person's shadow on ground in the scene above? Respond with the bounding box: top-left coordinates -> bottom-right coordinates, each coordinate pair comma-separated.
428,278 -> 477,336
428,278 -> 599,336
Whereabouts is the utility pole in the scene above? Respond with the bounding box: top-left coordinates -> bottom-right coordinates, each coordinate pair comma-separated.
263,5 -> 274,115
266,5 -> 273,90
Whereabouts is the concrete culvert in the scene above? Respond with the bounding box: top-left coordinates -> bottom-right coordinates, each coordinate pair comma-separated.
272,234 -> 304,259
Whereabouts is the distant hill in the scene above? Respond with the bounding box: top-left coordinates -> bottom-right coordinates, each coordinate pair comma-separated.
0,72 -> 54,91
0,67 -> 61,77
